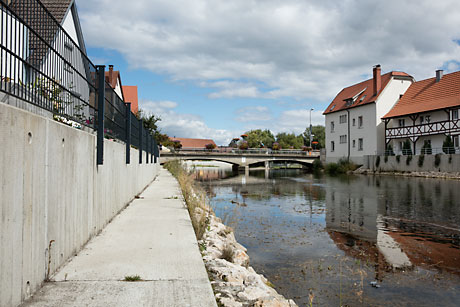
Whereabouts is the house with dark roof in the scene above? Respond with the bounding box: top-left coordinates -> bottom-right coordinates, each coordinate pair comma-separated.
323,65 -> 414,164
382,70 -> 460,155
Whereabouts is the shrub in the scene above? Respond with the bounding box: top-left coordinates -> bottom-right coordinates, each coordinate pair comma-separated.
406,155 -> 412,165
396,155 -> 401,163
172,140 -> 182,151
205,143 -> 216,150
418,155 -> 424,167
384,155 -> 388,163
375,156 -> 380,168
443,136 -> 455,154
434,154 -> 441,167
402,140 -> 412,155
312,159 -> 323,172
421,140 -> 432,155
239,141 -> 248,150
325,158 -> 357,175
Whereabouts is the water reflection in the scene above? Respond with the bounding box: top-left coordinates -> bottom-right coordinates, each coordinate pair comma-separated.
198,168 -> 460,306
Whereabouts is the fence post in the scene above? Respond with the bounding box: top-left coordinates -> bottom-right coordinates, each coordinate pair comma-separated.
146,134 -> 149,164
125,103 -> 131,164
96,65 -> 106,165
139,119 -> 143,164
151,137 -> 154,163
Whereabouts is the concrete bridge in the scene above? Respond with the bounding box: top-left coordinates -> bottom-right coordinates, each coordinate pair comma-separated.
160,149 -> 320,174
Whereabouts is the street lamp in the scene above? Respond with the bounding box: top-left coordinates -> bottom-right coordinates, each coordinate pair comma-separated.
309,108 -> 314,147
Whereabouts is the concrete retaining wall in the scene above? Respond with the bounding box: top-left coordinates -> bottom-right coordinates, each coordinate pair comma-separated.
0,102 -> 159,307
364,154 -> 460,173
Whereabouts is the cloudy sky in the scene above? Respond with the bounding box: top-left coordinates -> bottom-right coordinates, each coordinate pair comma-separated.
76,0 -> 460,145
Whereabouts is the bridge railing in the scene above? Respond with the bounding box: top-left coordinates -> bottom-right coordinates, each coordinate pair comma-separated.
168,147 -> 320,156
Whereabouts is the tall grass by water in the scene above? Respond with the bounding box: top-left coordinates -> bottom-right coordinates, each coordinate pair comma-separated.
164,160 -> 210,240
324,158 -> 357,175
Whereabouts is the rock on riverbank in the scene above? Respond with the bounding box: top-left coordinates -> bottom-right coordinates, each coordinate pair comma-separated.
197,209 -> 298,307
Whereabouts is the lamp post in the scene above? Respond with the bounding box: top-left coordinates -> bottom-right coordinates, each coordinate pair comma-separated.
309,108 -> 314,147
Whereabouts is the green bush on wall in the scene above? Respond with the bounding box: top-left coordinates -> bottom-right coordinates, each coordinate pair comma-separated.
396,155 -> 401,163
375,156 -> 380,168
418,155 -> 424,167
434,154 -> 441,167
406,155 -> 412,165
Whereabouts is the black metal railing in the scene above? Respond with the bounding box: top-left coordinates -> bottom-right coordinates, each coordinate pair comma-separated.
0,0 -> 159,165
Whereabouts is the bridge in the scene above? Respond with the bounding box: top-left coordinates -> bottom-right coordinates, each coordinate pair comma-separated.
160,149 -> 320,173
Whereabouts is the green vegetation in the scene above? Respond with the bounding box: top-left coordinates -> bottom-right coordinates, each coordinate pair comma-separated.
275,132 -> 304,149
418,155 -> 424,167
325,158 -> 357,175
406,155 -> 412,165
304,125 -> 325,149
396,155 -> 401,163
136,110 -> 171,146
402,140 -> 412,155
384,155 -> 388,163
244,129 -> 275,148
164,160 -> 210,240
312,159 -> 323,172
375,156 -> 380,168
443,136 -> 455,154
124,275 -> 142,281
434,154 -> 441,167
421,140 -> 432,155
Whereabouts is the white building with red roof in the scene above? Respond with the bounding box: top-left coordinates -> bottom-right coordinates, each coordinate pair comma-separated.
382,70 -> 460,155
323,65 -> 414,164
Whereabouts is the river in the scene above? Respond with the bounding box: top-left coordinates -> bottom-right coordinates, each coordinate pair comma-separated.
189,162 -> 460,307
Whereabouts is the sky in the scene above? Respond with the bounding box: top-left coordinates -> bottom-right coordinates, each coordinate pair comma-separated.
75,0 -> 460,145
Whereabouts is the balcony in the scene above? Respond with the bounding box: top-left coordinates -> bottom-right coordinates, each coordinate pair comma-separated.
386,119 -> 460,139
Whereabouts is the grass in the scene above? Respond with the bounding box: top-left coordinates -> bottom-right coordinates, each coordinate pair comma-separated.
124,275 -> 142,281
325,158 -> 357,175
220,244 -> 234,262
164,160 -> 210,240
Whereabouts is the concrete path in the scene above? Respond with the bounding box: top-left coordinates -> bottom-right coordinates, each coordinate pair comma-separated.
21,167 -> 217,307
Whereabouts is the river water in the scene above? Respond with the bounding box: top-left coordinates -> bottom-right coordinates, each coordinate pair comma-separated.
192,163 -> 460,307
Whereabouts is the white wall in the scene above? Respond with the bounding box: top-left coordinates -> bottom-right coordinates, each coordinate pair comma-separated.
1,10 -> 26,84
0,102 -> 159,307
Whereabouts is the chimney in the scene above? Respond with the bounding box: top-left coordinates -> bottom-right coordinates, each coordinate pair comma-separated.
108,65 -> 114,84
373,64 -> 381,96
436,69 -> 443,82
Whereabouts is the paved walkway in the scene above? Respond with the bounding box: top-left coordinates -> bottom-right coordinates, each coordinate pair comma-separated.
22,167 -> 217,307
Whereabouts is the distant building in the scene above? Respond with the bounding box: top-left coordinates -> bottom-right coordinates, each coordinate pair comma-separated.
323,65 -> 414,164
382,70 -> 460,155
170,137 -> 217,149
105,65 -> 124,100
122,85 -> 139,114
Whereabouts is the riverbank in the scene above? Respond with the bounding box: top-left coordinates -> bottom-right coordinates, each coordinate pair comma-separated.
165,161 -> 298,307
355,167 -> 460,180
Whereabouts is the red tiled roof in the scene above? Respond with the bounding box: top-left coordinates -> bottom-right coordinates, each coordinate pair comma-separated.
383,70 -> 460,119
170,137 -> 217,149
323,71 -> 412,115
122,86 -> 138,114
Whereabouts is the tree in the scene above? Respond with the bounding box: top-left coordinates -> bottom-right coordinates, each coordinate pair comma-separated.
137,109 -> 171,146
402,139 -> 412,155
244,129 -> 275,148
276,132 -> 304,149
303,125 -> 325,149
443,135 -> 455,154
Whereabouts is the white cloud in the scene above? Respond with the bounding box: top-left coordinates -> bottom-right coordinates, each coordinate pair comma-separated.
275,110 -> 325,135
138,100 -> 235,145
235,106 -> 272,122
78,0 -> 460,101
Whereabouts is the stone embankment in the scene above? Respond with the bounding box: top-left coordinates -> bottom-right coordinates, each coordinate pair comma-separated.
196,208 -> 298,307
355,168 -> 460,180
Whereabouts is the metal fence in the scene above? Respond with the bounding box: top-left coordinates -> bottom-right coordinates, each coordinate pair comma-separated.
381,147 -> 460,156
0,0 -> 158,165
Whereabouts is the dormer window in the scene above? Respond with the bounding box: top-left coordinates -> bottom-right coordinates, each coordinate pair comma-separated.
330,105 -> 336,111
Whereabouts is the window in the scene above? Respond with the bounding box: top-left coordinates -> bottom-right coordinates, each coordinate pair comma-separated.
353,140 -> 356,148
358,138 -> 363,151
426,115 -> 430,123
331,141 -> 335,152
331,121 -> 335,132
340,135 -> 347,144
353,118 -> 356,126
399,119 -> 405,127
340,114 -> 347,124
454,136 -> 459,148
330,105 -> 336,111
358,116 -> 363,128
453,109 -> 459,120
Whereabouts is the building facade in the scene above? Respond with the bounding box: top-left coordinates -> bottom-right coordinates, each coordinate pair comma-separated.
324,65 -> 414,164
383,70 -> 460,155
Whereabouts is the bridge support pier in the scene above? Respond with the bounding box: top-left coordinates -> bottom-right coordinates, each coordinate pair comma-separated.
265,161 -> 270,179
245,165 -> 249,177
